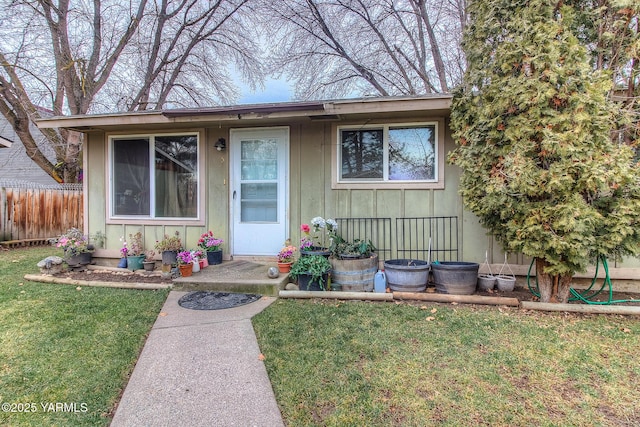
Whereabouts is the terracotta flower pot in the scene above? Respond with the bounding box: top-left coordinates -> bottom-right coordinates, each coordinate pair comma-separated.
179,263 -> 193,277
277,262 -> 292,273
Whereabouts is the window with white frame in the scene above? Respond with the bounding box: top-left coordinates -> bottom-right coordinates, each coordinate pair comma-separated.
338,123 -> 438,183
111,134 -> 199,219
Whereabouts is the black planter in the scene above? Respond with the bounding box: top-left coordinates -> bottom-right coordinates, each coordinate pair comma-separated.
162,250 -> 178,265
206,249 -> 223,265
297,273 -> 329,291
66,252 -> 92,267
300,247 -> 331,257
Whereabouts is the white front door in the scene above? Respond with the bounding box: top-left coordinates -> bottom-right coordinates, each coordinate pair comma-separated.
230,127 -> 289,256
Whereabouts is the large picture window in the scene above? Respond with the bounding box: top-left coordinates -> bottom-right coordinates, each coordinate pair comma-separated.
111,134 -> 199,219
338,123 -> 438,184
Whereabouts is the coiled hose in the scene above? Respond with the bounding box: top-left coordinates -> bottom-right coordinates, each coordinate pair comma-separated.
527,255 -> 640,305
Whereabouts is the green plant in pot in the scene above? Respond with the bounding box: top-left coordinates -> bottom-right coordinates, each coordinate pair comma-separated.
53,228 -> 93,266
332,236 -> 376,259
143,250 -> 156,271
155,231 -> 182,266
289,254 -> 332,291
126,231 -> 145,271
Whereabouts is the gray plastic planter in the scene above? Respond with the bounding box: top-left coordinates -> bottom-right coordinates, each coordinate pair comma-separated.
432,262 -> 479,295
384,259 -> 430,292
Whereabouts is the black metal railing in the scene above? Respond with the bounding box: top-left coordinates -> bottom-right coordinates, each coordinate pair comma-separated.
334,216 -> 459,262
395,216 -> 459,262
335,217 -> 392,261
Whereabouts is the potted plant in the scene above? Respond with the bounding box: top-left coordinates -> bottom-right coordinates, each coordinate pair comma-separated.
198,231 -> 224,265
289,254 -> 332,291
276,243 -> 297,273
126,231 -> 145,271
329,236 -> 378,292
190,250 -> 201,273
54,228 -> 93,267
155,231 -> 182,265
332,237 -> 376,259
118,236 -> 128,268
143,250 -> 156,272
177,250 -> 195,277
300,216 -> 338,256
193,249 -> 207,270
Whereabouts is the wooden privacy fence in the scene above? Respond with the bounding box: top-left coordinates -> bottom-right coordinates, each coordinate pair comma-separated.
0,183 -> 83,242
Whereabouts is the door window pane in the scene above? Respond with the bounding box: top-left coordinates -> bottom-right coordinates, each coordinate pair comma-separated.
389,126 -> 435,180
113,138 -> 150,215
241,183 -> 277,222
341,129 -> 383,179
241,140 -> 277,180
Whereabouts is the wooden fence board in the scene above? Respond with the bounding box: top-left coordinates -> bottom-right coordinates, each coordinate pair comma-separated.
0,186 -> 83,242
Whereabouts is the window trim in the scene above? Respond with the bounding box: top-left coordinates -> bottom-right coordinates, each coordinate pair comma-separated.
332,119 -> 445,190
106,130 -> 205,225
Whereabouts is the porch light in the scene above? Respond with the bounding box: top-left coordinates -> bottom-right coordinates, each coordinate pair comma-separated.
214,137 -> 226,151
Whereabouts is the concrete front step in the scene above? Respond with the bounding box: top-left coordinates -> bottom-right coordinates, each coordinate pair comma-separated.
172,260 -> 289,297
172,280 -> 286,297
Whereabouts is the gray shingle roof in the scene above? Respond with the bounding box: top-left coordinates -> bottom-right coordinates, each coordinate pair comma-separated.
0,116 -> 59,186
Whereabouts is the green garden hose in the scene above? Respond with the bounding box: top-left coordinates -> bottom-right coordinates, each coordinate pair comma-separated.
527,255 -> 640,305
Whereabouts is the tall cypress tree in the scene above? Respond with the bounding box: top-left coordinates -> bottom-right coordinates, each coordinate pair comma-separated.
450,0 -> 640,303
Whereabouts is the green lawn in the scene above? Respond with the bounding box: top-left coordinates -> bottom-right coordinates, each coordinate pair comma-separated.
0,247 -> 168,426
253,299 -> 640,426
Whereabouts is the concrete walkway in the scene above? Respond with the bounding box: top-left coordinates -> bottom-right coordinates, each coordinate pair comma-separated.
110,291 -> 284,427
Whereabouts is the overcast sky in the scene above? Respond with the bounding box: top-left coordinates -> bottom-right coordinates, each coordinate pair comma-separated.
239,77 -> 293,104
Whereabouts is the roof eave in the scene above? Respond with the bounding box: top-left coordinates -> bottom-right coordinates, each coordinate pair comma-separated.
36,95 -> 453,132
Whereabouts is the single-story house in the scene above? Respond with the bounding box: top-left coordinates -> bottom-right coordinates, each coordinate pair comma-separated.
37,96 -> 640,280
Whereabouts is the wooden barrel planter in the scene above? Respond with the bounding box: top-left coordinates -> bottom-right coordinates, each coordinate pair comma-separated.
384,259 -> 430,292
330,254 -> 378,292
432,262 -> 479,295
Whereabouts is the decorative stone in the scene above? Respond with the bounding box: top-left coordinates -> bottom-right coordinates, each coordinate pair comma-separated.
267,267 -> 280,279
37,256 -> 64,274
285,282 -> 299,291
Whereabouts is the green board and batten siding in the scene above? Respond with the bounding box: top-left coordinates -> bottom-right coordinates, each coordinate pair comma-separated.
84,117 -> 640,272
85,129 -> 225,259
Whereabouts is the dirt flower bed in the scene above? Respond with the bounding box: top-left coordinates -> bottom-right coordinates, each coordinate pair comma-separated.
54,268 -> 173,284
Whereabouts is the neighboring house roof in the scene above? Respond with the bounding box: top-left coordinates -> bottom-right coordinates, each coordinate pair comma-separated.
0,135 -> 12,148
0,115 -> 59,186
36,95 -> 453,132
